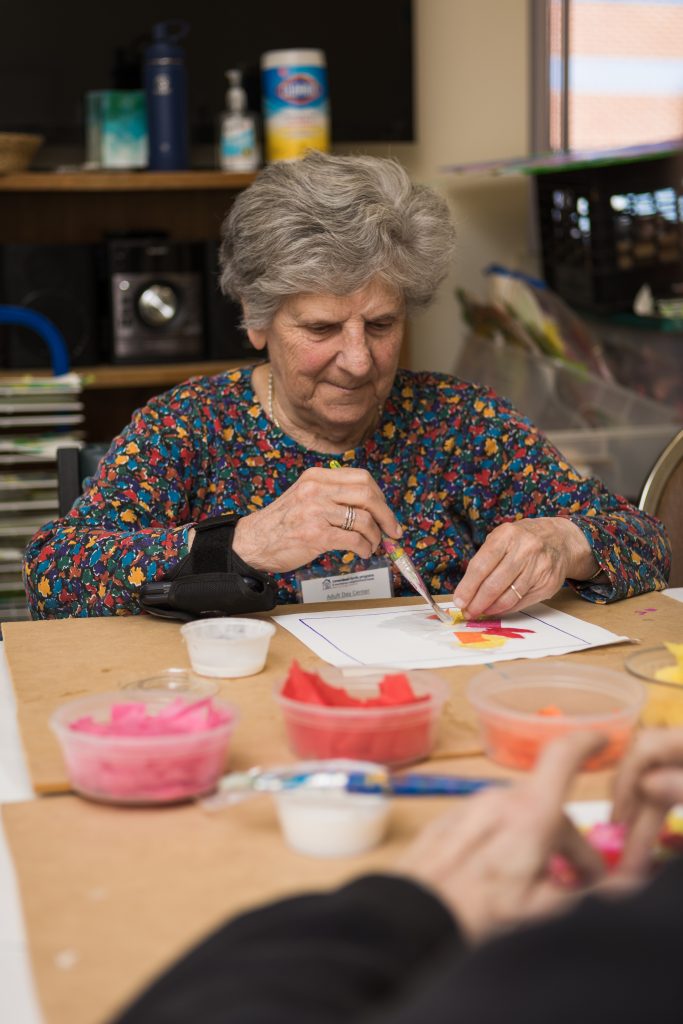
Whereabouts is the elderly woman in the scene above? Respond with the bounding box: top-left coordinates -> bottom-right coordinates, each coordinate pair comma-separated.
24,152 -> 669,620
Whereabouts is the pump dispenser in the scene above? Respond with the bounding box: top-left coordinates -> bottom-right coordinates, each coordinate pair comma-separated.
218,69 -> 260,172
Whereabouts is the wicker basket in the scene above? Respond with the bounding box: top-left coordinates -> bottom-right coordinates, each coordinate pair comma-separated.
0,132 -> 44,174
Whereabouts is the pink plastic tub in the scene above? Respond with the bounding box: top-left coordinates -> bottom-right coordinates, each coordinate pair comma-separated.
50,689 -> 237,805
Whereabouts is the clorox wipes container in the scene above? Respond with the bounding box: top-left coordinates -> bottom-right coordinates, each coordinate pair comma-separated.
260,48 -> 330,162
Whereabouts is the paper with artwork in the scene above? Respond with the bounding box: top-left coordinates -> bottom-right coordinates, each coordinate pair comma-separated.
273,601 -> 629,669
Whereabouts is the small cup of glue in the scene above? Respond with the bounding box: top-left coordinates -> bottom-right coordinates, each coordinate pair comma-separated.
181,617 -> 276,678
273,759 -> 391,857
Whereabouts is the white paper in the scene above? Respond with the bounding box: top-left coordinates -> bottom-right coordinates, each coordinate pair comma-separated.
273,600 -> 630,669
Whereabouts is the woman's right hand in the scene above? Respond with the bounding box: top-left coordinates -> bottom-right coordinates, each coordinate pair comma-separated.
229,466 -> 402,574
611,727 -> 683,876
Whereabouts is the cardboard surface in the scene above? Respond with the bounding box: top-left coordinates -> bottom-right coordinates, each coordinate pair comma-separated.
2,590 -> 681,1024
3,599 -> 489,795
3,753 -> 612,1024
5,590 -> 679,793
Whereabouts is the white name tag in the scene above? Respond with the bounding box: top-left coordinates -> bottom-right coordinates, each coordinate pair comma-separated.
298,563 -> 393,604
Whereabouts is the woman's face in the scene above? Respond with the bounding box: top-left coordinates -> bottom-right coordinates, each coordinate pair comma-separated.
247,280 -> 405,447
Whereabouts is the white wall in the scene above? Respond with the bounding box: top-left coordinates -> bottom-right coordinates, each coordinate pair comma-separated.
337,0 -> 538,373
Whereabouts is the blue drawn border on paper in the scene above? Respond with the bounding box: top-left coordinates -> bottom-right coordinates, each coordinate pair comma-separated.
297,607 -> 592,665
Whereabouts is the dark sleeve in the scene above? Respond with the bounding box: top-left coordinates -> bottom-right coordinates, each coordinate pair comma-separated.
112,875 -> 461,1024
362,857 -> 683,1024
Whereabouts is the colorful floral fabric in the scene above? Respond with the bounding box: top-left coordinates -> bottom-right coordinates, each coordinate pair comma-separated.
23,366 -> 670,618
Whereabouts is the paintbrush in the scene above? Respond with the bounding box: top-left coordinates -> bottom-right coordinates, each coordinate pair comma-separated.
381,536 -> 454,624
201,764 -> 504,810
328,460 -> 454,624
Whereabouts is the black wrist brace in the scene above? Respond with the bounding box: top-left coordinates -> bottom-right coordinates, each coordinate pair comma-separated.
139,514 -> 278,621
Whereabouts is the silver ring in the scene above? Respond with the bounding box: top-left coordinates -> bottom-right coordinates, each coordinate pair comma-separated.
342,505 -> 357,532
509,583 -> 523,601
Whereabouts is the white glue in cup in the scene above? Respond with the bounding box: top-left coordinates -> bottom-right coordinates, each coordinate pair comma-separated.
274,787 -> 390,858
180,618 -> 276,678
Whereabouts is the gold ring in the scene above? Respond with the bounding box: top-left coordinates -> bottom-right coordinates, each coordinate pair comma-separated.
509,583 -> 523,601
342,505 -> 356,531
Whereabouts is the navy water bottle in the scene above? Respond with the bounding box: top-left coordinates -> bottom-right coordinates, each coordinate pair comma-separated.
144,20 -> 190,170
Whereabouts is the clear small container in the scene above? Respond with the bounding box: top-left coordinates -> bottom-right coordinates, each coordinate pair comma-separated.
181,618 -> 276,678
273,759 -> 390,857
50,689 -> 238,805
627,647 -> 683,726
467,661 -> 645,771
274,668 -> 449,767
122,668 -> 218,697
625,646 -> 683,684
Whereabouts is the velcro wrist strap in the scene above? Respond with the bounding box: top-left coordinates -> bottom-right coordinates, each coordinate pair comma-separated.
140,514 -> 278,620
176,514 -> 241,577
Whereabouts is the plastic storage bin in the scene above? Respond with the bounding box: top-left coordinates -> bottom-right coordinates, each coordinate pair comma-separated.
588,316 -> 683,420
535,152 -> 683,315
456,333 -> 681,498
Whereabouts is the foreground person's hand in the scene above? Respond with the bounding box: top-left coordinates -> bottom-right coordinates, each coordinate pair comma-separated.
611,728 -> 683,878
229,466 -> 401,573
394,733 -> 606,944
452,516 -> 599,619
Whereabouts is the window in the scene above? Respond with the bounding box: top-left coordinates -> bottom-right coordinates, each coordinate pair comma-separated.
532,0 -> 683,153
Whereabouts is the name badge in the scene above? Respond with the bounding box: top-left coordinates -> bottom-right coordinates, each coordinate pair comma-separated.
297,558 -> 394,604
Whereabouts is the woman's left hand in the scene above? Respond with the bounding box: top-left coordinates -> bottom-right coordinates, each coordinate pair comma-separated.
452,516 -> 598,619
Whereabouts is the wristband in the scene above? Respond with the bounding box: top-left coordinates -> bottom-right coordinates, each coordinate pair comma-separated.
139,514 -> 278,621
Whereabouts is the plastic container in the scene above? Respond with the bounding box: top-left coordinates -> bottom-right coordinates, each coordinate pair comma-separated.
590,316 -> 683,419
50,689 -> 237,805
546,424 -> 681,500
467,661 -> 645,771
181,618 -> 276,678
273,759 -> 390,857
260,48 -> 330,162
626,647 -> 683,726
274,668 -> 449,767
456,332 -> 680,499
122,667 -> 218,696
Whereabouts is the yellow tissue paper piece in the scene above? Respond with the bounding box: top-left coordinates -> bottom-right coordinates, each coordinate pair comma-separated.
654,642 -> 683,685
643,643 -> 683,725
642,694 -> 683,727
448,607 -> 464,624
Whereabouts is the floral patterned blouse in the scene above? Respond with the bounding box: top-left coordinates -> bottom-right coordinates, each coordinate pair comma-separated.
23,366 -> 670,618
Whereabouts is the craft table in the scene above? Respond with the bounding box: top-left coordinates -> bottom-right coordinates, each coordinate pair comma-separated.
1,589 -> 682,1024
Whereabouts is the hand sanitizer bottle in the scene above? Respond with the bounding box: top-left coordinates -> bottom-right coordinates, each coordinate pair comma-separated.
218,70 -> 260,172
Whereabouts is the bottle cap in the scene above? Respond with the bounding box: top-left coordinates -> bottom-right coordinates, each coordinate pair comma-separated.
146,20 -> 190,59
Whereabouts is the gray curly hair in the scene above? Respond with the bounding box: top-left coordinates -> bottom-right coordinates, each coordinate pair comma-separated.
219,150 -> 456,329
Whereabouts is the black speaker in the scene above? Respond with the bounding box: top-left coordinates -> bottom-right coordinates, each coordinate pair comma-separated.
0,244 -> 102,369
203,241 -> 256,360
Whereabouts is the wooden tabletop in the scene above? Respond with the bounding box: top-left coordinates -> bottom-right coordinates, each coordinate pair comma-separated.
2,590 -> 681,1024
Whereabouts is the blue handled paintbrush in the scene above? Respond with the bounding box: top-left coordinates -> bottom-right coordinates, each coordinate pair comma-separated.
201,764 -> 505,809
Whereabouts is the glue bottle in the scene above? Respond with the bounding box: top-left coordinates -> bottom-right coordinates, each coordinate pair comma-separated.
218,69 -> 260,172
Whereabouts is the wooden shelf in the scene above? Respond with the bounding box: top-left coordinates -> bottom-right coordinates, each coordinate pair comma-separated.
0,360 -> 255,391
0,170 -> 257,192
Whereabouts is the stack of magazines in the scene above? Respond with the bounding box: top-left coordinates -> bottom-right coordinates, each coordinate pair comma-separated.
0,373 -> 83,622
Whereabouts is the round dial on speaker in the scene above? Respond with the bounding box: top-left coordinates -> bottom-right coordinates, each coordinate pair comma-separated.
137,283 -> 179,326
